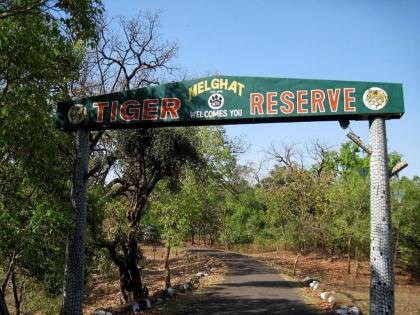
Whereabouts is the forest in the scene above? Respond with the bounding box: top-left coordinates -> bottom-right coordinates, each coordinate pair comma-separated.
0,1 -> 419,314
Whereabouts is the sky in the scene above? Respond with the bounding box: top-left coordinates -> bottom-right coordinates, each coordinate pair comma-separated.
104,0 -> 420,177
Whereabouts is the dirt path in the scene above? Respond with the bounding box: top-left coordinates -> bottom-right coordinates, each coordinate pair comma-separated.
166,248 -> 320,315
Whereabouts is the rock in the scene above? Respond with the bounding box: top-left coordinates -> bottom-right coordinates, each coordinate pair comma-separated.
154,297 -> 163,305
173,284 -> 185,293
349,306 -> 360,315
311,281 -> 320,291
95,311 -> 106,315
183,282 -> 193,291
145,299 -> 152,309
320,291 -> 333,300
196,272 -> 206,278
336,308 -> 350,315
302,277 -> 318,286
328,295 -> 336,305
132,302 -> 140,312
166,287 -> 176,297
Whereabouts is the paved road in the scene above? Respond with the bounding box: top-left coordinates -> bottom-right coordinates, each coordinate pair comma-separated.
175,248 -> 319,315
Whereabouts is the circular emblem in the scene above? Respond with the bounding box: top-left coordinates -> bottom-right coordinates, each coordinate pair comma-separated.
208,93 -> 224,110
68,104 -> 88,124
363,87 -> 388,110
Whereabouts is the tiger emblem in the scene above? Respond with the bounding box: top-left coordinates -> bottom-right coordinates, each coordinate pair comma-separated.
363,87 -> 388,110
68,104 -> 88,124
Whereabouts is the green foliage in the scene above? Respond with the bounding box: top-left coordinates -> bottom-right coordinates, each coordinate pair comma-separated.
0,0 -> 103,311
326,172 -> 370,256
220,188 -> 267,246
336,142 -> 369,177
0,180 -> 72,291
142,135 -> 418,274
391,177 -> 420,272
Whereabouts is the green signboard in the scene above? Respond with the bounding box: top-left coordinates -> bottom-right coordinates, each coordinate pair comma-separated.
56,76 -> 404,131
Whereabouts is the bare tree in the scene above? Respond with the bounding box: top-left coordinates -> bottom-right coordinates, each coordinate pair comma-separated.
71,11 -> 177,98
266,142 -> 303,169
306,140 -> 335,178
71,12 -> 195,303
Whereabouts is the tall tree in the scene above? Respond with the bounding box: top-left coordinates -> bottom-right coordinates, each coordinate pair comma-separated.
0,1 -> 103,313
91,127 -> 201,302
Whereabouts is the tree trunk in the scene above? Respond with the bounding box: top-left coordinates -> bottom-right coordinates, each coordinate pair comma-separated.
355,246 -> 360,280
11,270 -> 21,315
0,287 -> 9,315
164,246 -> 171,289
104,230 -> 146,303
127,230 -> 144,300
394,218 -> 401,264
347,237 -> 352,275
2,252 -> 16,294
293,250 -> 303,275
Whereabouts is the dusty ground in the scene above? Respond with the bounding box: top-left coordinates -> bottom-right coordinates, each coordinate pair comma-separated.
240,248 -> 420,315
83,245 -> 225,315
83,245 -> 420,315
158,248 -> 324,315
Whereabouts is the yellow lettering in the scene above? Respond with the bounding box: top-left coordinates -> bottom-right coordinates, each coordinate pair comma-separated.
188,84 -> 198,101
197,81 -> 205,94
189,78 -> 246,99
211,78 -> 219,89
204,80 -> 211,92
228,81 -> 237,94
219,79 -> 228,90
237,82 -> 245,96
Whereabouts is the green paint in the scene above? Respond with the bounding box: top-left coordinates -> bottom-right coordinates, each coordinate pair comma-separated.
56,76 -> 404,131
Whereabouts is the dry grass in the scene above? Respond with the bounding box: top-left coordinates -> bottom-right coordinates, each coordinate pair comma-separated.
83,245 -> 225,315
242,249 -> 420,315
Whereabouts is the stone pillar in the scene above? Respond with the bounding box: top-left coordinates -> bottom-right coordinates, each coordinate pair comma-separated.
369,117 -> 394,315
62,129 -> 89,315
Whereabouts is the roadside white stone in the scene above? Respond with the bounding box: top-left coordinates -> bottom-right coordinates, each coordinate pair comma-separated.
328,295 -> 336,305
309,280 -> 320,290
302,277 -> 317,286
335,309 -> 350,315
320,291 -> 334,300
132,302 -> 140,312
95,311 -> 106,315
145,299 -> 151,309
166,287 -> 176,297
349,306 -> 360,315
183,282 -> 193,291
154,297 -> 163,305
